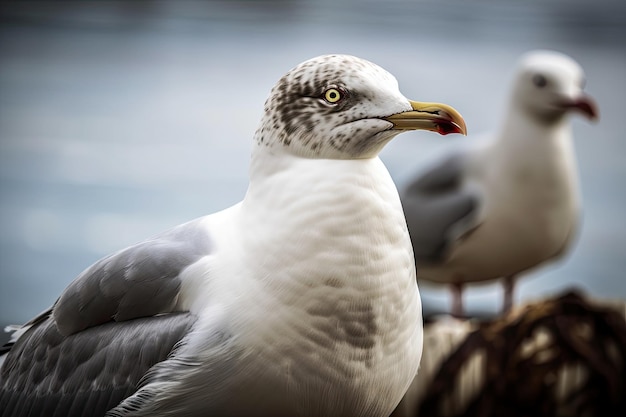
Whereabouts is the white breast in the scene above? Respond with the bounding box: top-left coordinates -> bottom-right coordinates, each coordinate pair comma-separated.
430,122 -> 580,282
191,155 -> 423,417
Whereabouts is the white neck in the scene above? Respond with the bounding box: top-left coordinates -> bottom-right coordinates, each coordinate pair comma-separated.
242,148 -> 413,290
492,103 -> 575,173
232,149 -> 421,416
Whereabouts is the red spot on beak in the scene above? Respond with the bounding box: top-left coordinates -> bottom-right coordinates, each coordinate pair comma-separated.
435,120 -> 465,136
561,95 -> 599,121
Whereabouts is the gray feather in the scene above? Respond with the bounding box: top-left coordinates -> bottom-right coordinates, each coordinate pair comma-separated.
0,312 -> 195,417
52,218 -> 211,335
107,326 -> 240,417
402,151 -> 481,263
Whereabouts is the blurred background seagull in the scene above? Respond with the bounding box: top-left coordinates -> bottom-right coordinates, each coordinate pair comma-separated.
0,54 -> 466,417
402,50 -> 598,317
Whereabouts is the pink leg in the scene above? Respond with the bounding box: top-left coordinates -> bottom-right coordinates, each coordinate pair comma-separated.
502,275 -> 516,314
451,282 -> 464,317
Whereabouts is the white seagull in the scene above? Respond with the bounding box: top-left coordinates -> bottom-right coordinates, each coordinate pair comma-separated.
0,54 -> 466,417
401,50 -> 598,317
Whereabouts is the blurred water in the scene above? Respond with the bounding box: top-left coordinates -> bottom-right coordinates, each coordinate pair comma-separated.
1,0 -> 625,326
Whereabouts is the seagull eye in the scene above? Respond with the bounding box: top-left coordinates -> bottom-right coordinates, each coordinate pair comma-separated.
324,88 -> 343,104
532,74 -> 548,88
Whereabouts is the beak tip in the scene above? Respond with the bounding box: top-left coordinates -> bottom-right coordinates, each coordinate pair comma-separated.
437,122 -> 467,136
437,115 -> 467,136
577,98 -> 599,121
390,100 -> 468,136
562,95 -> 599,121
434,107 -> 467,137
458,122 -> 468,136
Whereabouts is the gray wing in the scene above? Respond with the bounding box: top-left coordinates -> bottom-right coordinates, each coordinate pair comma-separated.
0,311 -> 196,417
401,151 -> 482,263
0,216 -> 211,416
53,217 -> 211,336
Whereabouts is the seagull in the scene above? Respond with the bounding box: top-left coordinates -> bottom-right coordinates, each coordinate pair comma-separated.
0,54 -> 466,417
401,50 -> 598,317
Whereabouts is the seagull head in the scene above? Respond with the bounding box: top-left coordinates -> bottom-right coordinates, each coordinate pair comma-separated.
254,54 -> 466,160
512,50 -> 599,124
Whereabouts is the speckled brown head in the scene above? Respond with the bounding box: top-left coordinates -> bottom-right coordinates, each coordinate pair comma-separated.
254,54 -> 466,160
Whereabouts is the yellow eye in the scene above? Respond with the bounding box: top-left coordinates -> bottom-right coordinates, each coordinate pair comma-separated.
324,88 -> 342,103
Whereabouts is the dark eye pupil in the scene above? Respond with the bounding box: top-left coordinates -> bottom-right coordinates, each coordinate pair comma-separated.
329,92 -> 337,99
533,74 -> 547,88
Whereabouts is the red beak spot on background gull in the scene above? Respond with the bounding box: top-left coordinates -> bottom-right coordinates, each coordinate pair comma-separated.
561,95 -> 599,121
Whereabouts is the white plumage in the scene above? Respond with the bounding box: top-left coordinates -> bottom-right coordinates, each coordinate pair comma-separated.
1,54 -> 466,417
403,50 -> 598,316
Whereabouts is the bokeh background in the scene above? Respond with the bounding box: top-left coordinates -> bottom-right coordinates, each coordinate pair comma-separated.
1,0 -> 624,334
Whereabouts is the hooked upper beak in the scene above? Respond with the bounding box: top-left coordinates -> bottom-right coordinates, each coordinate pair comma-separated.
383,100 -> 467,136
557,94 -> 599,121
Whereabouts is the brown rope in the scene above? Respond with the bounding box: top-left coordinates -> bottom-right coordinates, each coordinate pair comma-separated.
418,290 -> 626,417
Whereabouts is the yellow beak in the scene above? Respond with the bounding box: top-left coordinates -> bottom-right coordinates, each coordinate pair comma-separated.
384,100 -> 467,135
